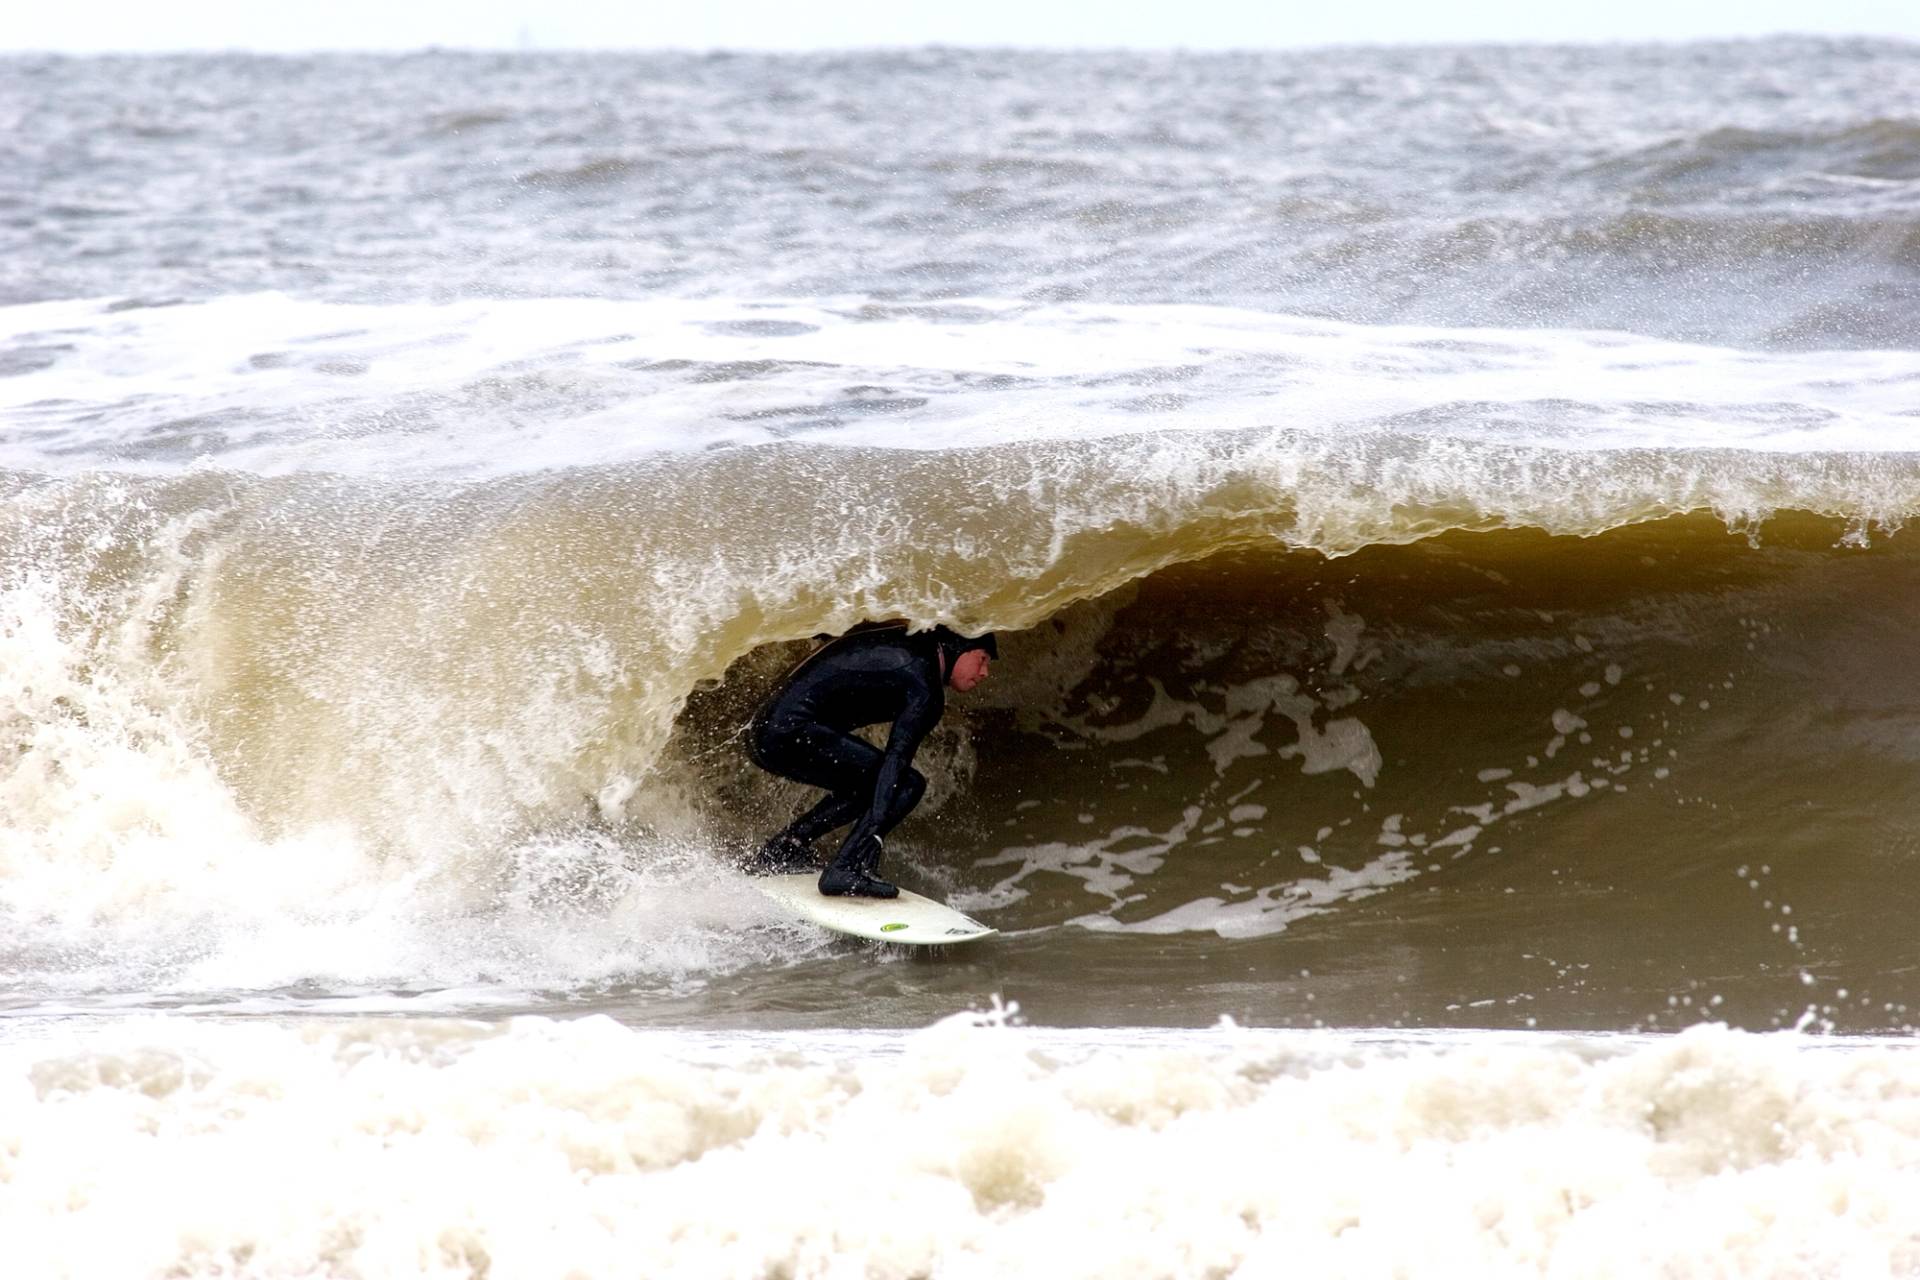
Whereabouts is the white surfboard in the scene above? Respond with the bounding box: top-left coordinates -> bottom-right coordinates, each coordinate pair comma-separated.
753,873 -> 996,946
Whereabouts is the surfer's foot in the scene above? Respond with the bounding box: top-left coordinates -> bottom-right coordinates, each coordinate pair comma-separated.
819,836 -> 898,898
748,833 -> 819,875
818,864 -> 899,898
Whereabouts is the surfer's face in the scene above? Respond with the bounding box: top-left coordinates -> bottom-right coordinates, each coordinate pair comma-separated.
948,648 -> 991,692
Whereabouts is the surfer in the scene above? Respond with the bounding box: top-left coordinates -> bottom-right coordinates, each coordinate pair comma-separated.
746,624 -> 997,898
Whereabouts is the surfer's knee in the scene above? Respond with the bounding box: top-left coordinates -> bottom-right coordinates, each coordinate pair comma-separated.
747,727 -> 780,771
748,720 -> 807,775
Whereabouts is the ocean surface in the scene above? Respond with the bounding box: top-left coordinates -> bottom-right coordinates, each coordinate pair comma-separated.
7,38 -> 1920,1276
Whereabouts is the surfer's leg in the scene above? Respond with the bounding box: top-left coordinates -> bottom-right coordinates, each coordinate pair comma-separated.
751,724 -> 884,870
817,764 -> 926,899
785,791 -> 861,837
872,766 -> 926,836
757,790 -> 862,868
790,761 -> 923,843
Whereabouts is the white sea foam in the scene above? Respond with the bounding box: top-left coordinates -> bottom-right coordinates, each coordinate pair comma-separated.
6,294 -> 1920,480
3,1012 -> 1918,1278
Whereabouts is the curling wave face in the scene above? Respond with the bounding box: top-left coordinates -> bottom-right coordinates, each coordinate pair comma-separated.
6,413 -> 1920,1030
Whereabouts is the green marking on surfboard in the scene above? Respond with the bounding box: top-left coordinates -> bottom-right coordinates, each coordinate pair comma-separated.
880,922 -> 909,933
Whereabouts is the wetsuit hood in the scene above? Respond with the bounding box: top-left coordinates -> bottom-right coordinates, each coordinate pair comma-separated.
930,627 -> 997,666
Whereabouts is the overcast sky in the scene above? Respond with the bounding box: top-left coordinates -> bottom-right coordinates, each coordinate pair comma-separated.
8,0 -> 1920,53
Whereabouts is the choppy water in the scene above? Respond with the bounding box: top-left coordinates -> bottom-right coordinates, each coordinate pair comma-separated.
7,38 -> 1920,1277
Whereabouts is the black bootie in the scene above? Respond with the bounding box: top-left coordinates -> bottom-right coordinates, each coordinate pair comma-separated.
818,836 -> 898,899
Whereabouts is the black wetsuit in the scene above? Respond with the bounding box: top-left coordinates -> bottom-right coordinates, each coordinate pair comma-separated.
749,625 -> 985,898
